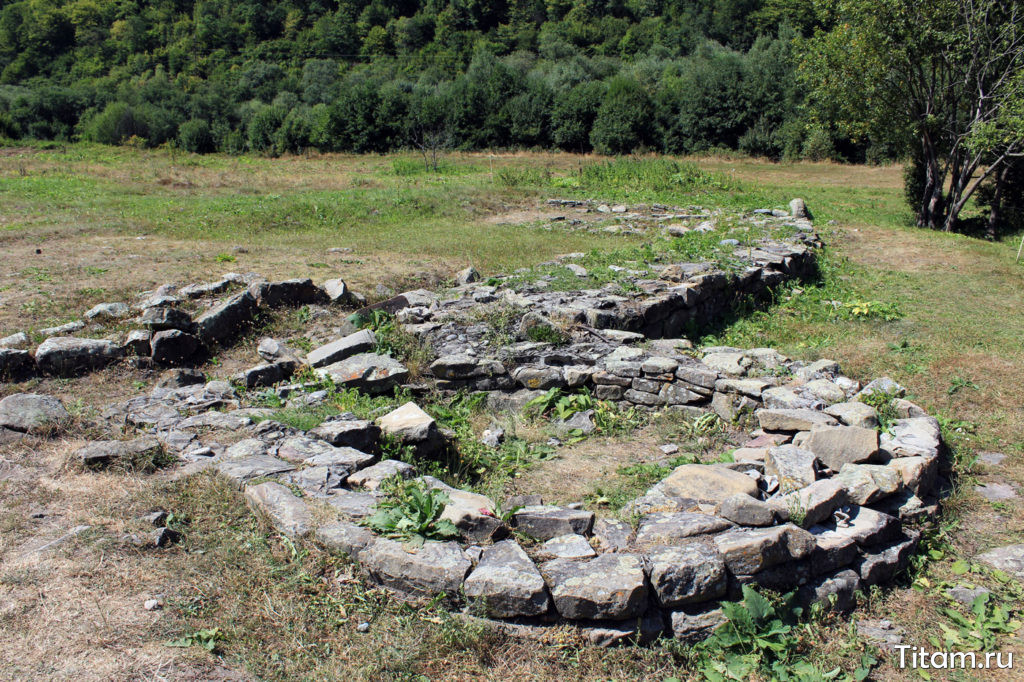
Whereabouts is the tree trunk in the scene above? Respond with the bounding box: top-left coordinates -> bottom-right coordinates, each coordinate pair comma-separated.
987,165 -> 1008,239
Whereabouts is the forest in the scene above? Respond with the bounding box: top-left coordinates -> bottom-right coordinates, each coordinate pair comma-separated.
0,0 -> 846,159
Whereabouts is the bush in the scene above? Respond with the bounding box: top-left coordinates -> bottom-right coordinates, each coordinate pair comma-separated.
82,101 -> 149,146
590,76 -> 653,155
801,125 -> 835,161
177,118 -> 214,153
551,80 -> 606,152
246,105 -> 285,153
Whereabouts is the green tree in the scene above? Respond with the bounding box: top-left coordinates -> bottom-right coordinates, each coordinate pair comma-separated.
801,0 -> 1024,232
589,75 -> 652,154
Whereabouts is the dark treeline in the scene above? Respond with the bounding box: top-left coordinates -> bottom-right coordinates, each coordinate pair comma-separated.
0,0 -> 870,160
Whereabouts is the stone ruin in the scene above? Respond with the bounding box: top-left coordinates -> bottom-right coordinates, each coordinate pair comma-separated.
0,200 -> 947,646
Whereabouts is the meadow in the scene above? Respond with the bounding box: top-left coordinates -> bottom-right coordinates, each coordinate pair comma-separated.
0,144 -> 1022,680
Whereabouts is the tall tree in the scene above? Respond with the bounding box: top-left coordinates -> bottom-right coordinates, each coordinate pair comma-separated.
800,0 -> 1024,232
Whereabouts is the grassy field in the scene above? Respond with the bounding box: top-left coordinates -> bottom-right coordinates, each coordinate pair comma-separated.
1,144 -> 1023,680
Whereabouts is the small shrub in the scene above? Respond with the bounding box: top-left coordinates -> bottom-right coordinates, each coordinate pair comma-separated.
859,389 -> 900,432
178,118 -> 214,153
362,478 -> 460,546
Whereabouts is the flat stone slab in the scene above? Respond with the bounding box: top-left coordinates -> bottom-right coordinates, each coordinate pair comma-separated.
716,494 -> 776,527
306,329 -> 376,368
824,402 -> 879,429
464,540 -> 551,617
325,489 -> 379,518
512,505 -> 595,540
765,445 -> 818,493
669,604 -> 727,643
77,437 -> 162,467
541,554 -> 649,620
347,459 -> 415,490
635,512 -> 732,545
802,425 -> 879,471
768,478 -> 848,528
880,417 -> 941,459
658,463 -> 760,504
300,445 -> 376,472
836,463 -> 903,505
194,291 -> 259,345
0,393 -> 69,433
308,415 -> 380,450
857,532 -> 919,585
977,544 -> 1024,580
361,538 -> 471,599
975,482 -> 1018,501
35,337 -> 123,376
714,524 -> 816,575
647,541 -> 727,607
817,505 -> 901,547
539,534 -> 597,560
215,455 -> 295,484
245,482 -> 314,538
316,353 -> 409,393
756,408 -> 837,432
316,520 -> 376,560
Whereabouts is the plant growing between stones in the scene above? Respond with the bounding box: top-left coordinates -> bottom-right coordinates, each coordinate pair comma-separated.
362,477 -> 459,547
165,627 -> 226,652
858,389 -> 900,432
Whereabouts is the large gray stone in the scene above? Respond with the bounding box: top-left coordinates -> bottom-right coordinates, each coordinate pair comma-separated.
768,478 -> 848,528
306,330 -> 377,368
669,604 -> 727,643
322,278 -> 356,305
539,534 -> 597,560
420,476 -> 505,543
194,291 -> 259,346
512,505 -> 595,540
150,330 -> 200,365
812,505 -> 901,548
309,414 -> 381,450
647,541 -> 727,607
757,408 -> 837,432
377,402 -> 444,457
325,489 -> 380,518
347,459 -> 415,490
0,331 -> 29,349
249,278 -> 323,307
245,482 -> 314,538
856,532 -> 919,585
316,352 -> 409,393
316,520 -> 376,560
0,349 -> 35,380
836,463 -> 903,504
824,402 -> 879,429
716,494 -> 776,527
215,456 -> 295,484
635,512 -> 732,546
714,524 -> 817,575
0,393 -> 68,433
231,361 -> 296,389
541,554 -> 649,620
977,544 -> 1024,580
361,538 -> 472,600
85,302 -> 130,321
659,463 -> 760,504
765,445 -> 818,493
140,306 -> 193,331
77,437 -> 162,467
591,518 -> 635,553
35,336 -> 123,375
803,425 -> 879,470
880,417 -> 941,459
464,540 -> 551,617
798,569 -> 860,613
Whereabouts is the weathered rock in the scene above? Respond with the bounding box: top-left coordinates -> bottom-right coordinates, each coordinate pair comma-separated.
798,569 -> 859,613
157,367 -> 206,388
888,455 -> 939,495
765,445 -> 818,492
880,417 -> 941,459
669,603 -> 727,643
326,488 -> 380,518
857,531 -> 919,585
512,505 -> 595,540
232,361 -> 296,389
635,512 -> 732,545
757,408 -> 837,432
309,414 -> 381,451
249,278 -> 323,307
702,352 -> 749,376
808,527 -> 860,574
836,463 -> 903,504
323,278 -> 356,305
579,607 -> 666,647
280,465 -> 346,494
512,365 -> 565,390
761,386 -> 822,411
140,306 -> 193,331
123,329 -> 152,356
803,379 -> 845,404
85,302 -> 130,321
793,359 -> 841,381
714,524 -> 817,575
306,330 -> 377,368
716,378 -> 770,398
35,336 -> 123,375
0,331 -> 30,349
421,476 -> 505,543
539,534 -> 597,560
824,506 -> 902,548
716,494 -> 776,526
257,337 -> 300,363
377,402 -> 444,457
541,554 -> 648,620
38,320 -> 85,337
347,459 -> 415,490
361,538 -> 472,600
0,393 -> 69,433
316,520 -> 376,560
768,478 -> 848,528
245,482 -> 314,538
215,456 -> 295,485
659,464 -> 760,504
180,279 -> 231,299
194,291 -> 259,346
455,266 -> 481,286
975,482 -> 1018,502
802,425 -> 879,471
647,541 -> 727,607
430,353 -> 505,380
150,330 -> 200,365
316,352 -> 409,393
857,377 -> 905,399
0,349 -> 35,379
824,402 -> 879,429
77,437 -> 163,467
977,544 -> 1024,580
790,198 -> 810,219
464,540 -> 550,617
591,518 -> 634,553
